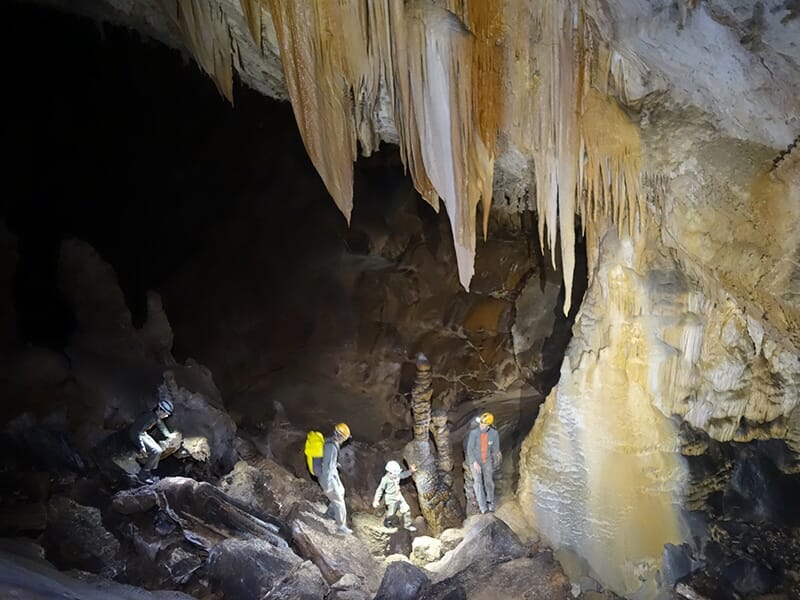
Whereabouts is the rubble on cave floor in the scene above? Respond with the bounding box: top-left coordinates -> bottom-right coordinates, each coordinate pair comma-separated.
0,415 -> 586,600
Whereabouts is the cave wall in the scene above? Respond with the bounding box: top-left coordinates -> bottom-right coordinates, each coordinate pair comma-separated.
8,0 -> 800,596
518,127 -> 800,596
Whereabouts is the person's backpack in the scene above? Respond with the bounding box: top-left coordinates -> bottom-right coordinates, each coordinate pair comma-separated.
304,431 -> 325,476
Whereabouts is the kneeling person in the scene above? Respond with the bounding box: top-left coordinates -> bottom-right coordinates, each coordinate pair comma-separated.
373,460 -> 417,531
129,393 -> 175,483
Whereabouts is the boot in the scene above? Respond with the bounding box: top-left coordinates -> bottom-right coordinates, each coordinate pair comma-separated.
139,470 -> 158,485
402,512 -> 416,532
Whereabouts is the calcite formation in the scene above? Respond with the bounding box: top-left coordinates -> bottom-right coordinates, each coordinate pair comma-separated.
25,0 -> 800,596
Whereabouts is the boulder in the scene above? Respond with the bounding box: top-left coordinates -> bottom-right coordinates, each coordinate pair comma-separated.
0,547 -> 194,599
420,555 -> 571,600
425,515 -> 528,581
262,559 -> 328,600
207,538 -> 311,600
44,496 -> 121,576
329,572 -> 371,600
288,501 -> 382,592
374,560 -> 430,600
112,477 -> 290,551
438,528 -> 465,554
218,457 -> 321,519
411,536 -> 443,566
159,545 -> 203,586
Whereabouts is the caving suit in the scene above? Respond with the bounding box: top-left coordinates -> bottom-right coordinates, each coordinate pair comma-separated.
466,425 -> 501,513
373,470 -> 413,528
129,410 -> 172,472
319,438 -> 347,530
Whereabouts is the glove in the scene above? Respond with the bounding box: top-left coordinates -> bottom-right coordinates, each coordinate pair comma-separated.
372,500 -> 379,509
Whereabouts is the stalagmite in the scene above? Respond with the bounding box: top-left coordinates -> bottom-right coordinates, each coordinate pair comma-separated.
430,409 -> 452,474
411,353 -> 433,442
404,354 -> 463,536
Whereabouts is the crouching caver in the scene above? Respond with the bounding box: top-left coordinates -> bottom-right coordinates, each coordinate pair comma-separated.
129,392 -> 175,484
373,460 -> 417,531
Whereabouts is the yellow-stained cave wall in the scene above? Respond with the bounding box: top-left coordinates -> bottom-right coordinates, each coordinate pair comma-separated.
518,143 -> 800,596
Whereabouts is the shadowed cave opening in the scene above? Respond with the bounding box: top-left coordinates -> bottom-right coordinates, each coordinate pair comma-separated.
0,4 -> 593,597
3,1 -> 585,430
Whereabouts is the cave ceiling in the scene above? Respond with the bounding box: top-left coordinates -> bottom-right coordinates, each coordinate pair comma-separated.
33,0 -> 799,318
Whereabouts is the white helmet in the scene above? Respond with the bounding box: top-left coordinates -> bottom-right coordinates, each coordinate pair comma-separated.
385,460 -> 402,475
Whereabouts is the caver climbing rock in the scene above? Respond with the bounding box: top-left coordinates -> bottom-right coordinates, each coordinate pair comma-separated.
373,459 -> 418,531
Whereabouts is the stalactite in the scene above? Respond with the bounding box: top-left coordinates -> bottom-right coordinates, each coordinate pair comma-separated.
162,0 -> 649,309
580,89 -> 644,241
160,0 -> 235,102
261,1 -> 499,289
238,0 -> 262,49
266,0 -> 363,222
448,0 -> 504,238
529,0 -> 582,316
404,5 -> 493,289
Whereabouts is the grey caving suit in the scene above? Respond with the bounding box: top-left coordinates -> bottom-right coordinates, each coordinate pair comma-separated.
373,470 -> 413,528
129,411 -> 172,472
319,438 -> 347,529
466,425 -> 501,513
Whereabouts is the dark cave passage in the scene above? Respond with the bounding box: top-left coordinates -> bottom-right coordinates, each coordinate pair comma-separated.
2,1 -> 584,431
0,4 -> 591,599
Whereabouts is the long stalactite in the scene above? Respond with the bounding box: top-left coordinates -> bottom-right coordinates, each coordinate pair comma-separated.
166,0 -> 647,312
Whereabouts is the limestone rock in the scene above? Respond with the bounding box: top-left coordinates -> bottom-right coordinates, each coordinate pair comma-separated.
288,501 -> 381,592
374,560 -> 431,600
159,545 -> 203,586
438,528 -> 465,555
206,538 -> 308,600
421,555 -> 571,599
262,559 -> 328,600
58,239 -> 145,357
351,513 -> 411,558
425,515 -> 528,582
112,477 -> 290,551
411,536 -> 442,566
139,291 -> 176,365
0,545 -> 195,599
44,496 -> 121,576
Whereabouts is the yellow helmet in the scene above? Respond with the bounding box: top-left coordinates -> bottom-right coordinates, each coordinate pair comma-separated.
334,422 -> 351,440
478,412 -> 494,426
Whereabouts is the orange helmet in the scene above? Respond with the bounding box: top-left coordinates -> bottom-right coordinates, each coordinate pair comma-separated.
334,422 -> 351,440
